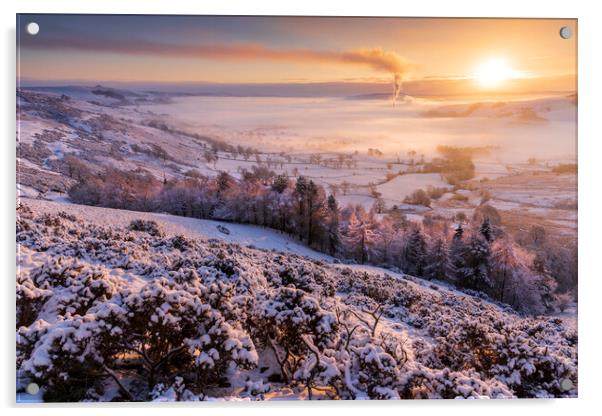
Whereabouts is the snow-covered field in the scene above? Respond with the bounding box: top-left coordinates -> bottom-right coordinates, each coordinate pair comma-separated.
17,86 -> 577,228
16,199 -> 578,401
376,173 -> 449,208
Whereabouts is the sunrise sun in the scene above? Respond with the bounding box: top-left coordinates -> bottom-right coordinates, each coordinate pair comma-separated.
474,58 -> 516,88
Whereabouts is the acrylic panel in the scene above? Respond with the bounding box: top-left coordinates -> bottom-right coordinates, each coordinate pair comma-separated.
16,14 -> 577,402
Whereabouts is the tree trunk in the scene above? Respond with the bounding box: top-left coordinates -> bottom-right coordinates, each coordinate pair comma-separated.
499,270 -> 507,303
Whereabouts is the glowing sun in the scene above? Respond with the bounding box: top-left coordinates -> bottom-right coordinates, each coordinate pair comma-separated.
474,58 -> 516,88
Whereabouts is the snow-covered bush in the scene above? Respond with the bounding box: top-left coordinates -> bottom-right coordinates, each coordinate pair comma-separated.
170,234 -> 194,251
16,203 -> 578,401
263,255 -> 336,297
128,219 -> 164,237
116,278 -> 258,389
354,344 -> 401,399
17,316 -> 121,401
251,287 -> 339,384
242,379 -> 271,400
30,257 -> 86,288
16,274 -> 52,328
17,277 -> 259,400
399,365 -> 513,399
150,377 -> 203,401
30,258 -> 118,316
488,320 -> 578,397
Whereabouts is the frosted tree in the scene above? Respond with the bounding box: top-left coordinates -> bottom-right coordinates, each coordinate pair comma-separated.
376,218 -> 397,266
447,224 -> 466,283
305,180 -> 327,247
326,195 -> 340,256
403,227 -> 427,277
268,188 -> 294,233
363,209 -> 384,264
531,272 -> 558,314
271,174 -> 289,194
339,207 -> 379,264
490,238 -> 559,312
216,171 -> 233,193
372,196 -> 386,214
490,238 -> 523,303
293,176 -> 308,241
424,237 -> 449,280
460,235 -> 492,291
340,209 -> 365,263
479,217 -> 494,242
203,149 -> 218,167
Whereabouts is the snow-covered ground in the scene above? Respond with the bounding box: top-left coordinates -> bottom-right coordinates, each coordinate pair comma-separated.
19,197 -> 332,262
376,173 -> 449,208
16,199 -> 578,401
16,198 -> 472,299
17,86 -> 577,233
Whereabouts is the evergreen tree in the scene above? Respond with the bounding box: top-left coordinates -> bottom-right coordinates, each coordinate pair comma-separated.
295,176 -> 308,195
327,194 -> 337,211
404,228 -> 427,277
271,174 -> 289,194
460,235 -> 492,291
425,237 -> 449,280
447,224 -> 466,283
306,180 -> 326,246
326,195 -> 340,256
377,218 -> 397,266
294,176 -> 308,240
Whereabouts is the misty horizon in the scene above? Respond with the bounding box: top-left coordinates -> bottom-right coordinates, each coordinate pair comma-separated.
18,75 -> 576,99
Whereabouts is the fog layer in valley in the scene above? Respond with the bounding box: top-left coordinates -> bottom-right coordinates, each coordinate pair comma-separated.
142,94 -> 576,163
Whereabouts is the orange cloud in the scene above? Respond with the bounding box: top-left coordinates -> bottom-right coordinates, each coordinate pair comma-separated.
27,37 -> 413,78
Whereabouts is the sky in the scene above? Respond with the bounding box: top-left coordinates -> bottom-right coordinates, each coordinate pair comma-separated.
17,15 -> 577,95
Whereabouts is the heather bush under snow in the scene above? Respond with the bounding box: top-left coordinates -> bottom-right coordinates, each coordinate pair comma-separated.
16,204 -> 577,401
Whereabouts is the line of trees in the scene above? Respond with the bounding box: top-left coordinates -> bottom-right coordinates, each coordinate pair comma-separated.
68,165 -> 570,314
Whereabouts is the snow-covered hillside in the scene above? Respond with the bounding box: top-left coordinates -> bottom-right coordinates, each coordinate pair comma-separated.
16,200 -> 577,401
19,198 -> 332,262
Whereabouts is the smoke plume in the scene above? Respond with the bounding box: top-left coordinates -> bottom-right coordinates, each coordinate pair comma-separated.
393,74 -> 403,105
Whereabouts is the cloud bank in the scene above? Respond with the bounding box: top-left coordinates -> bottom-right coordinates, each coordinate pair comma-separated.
26,37 -> 412,79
